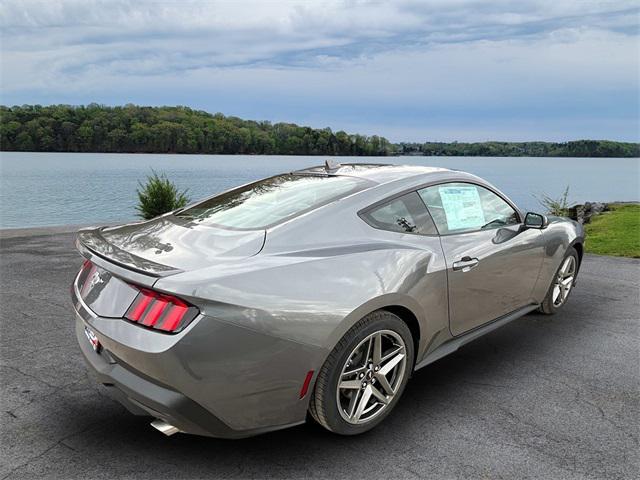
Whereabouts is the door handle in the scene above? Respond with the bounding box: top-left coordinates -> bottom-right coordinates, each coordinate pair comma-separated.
452,256 -> 479,272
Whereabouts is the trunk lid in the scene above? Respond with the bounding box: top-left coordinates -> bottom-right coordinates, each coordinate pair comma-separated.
77,214 -> 266,277
75,260 -> 139,317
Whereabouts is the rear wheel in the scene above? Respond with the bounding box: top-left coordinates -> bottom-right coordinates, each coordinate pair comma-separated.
309,310 -> 414,435
539,246 -> 579,314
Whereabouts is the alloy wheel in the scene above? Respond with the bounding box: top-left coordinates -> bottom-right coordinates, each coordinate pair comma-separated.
552,255 -> 576,307
336,330 -> 407,425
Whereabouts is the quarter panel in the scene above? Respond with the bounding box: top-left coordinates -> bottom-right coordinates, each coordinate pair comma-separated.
159,246 -> 444,347
155,233 -> 448,368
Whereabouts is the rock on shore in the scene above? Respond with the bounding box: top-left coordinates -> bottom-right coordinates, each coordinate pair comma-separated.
568,202 -> 608,224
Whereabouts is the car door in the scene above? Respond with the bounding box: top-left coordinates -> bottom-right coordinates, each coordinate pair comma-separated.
418,182 -> 545,336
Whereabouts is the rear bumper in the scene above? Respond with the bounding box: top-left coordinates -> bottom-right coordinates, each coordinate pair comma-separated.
75,319 -> 303,438
72,279 -> 326,439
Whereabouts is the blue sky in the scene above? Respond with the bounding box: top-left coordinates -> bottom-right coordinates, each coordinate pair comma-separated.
1,0 -> 638,142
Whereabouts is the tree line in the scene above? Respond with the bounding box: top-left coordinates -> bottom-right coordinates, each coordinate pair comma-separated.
0,104 -> 392,156
1,104 -> 638,157
396,140 -> 639,158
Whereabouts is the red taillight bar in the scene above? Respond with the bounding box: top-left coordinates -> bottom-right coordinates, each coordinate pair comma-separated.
157,300 -> 189,331
124,287 -> 199,333
77,261 -> 198,333
127,289 -> 157,321
80,261 -> 97,296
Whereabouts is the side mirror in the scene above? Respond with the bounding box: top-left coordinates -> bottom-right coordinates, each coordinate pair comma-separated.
524,212 -> 548,229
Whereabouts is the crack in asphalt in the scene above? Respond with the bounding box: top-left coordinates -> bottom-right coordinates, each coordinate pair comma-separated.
0,419 -> 107,480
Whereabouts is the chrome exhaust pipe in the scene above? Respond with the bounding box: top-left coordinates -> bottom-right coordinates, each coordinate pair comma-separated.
151,419 -> 180,436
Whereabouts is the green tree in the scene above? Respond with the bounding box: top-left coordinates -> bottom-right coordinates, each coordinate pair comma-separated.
136,171 -> 190,220
1,104 -> 637,157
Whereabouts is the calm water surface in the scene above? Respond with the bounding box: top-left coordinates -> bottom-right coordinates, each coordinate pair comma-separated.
0,152 -> 638,229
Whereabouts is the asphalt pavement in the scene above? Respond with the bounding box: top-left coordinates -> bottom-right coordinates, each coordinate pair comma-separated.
1,230 -> 638,479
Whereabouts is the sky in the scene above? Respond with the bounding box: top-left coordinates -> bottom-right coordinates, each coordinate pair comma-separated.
1,0 -> 639,142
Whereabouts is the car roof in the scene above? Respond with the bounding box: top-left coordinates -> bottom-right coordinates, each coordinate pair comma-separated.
294,163 -> 452,185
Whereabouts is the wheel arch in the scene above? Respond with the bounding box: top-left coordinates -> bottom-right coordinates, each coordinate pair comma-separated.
571,240 -> 584,265
324,294 -> 425,369
380,305 -> 420,367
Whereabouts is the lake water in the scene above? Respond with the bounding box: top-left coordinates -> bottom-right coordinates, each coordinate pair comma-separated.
0,152 -> 638,229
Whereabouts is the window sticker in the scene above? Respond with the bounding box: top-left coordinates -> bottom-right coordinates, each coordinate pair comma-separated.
438,186 -> 485,231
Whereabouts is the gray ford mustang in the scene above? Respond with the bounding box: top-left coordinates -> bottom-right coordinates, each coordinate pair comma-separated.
71,162 -> 584,438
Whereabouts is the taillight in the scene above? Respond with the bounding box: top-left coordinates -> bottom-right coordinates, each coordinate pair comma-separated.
124,287 -> 199,333
77,259 -> 96,295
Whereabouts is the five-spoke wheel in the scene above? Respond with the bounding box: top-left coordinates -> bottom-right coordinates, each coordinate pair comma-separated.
309,310 -> 414,435
552,255 -> 576,307
336,330 -> 407,424
540,246 -> 579,314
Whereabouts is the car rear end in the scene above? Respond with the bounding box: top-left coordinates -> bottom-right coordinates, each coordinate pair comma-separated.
71,227 -> 326,438
71,170 -> 376,438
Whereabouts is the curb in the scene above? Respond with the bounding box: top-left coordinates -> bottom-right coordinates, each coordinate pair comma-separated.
0,224 -> 94,240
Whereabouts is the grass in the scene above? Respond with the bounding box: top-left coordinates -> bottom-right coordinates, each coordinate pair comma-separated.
584,203 -> 640,258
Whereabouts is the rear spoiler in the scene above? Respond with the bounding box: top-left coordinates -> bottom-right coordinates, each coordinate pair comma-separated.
76,227 -> 182,288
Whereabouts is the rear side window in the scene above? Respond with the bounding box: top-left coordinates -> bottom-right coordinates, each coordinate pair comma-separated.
177,174 -> 372,230
360,192 -> 438,235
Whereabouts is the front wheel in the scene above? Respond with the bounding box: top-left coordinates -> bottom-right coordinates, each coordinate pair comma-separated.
539,246 -> 579,314
309,310 -> 414,435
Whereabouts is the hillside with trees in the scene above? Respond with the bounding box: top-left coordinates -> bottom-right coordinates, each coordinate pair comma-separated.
1,104 -> 638,157
0,104 -> 392,156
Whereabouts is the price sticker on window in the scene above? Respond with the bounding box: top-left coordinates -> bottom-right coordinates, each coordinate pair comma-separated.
438,186 -> 485,231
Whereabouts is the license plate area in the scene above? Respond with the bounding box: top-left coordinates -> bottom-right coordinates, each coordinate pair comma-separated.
84,326 -> 101,353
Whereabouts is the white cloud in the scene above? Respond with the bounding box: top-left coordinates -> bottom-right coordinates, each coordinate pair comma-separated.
1,0 -> 638,141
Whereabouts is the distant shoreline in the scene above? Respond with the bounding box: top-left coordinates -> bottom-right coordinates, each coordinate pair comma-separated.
1,151 -> 639,159
2,105 -> 639,158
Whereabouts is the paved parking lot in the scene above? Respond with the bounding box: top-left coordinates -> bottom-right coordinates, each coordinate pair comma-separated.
1,230 -> 638,479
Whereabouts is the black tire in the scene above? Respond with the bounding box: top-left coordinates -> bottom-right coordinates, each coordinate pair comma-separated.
309,310 -> 414,435
539,246 -> 579,315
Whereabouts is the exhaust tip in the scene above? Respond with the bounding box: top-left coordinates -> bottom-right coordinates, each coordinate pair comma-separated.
151,419 -> 180,436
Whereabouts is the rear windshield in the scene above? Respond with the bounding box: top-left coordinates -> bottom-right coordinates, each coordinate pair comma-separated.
176,174 -> 372,229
